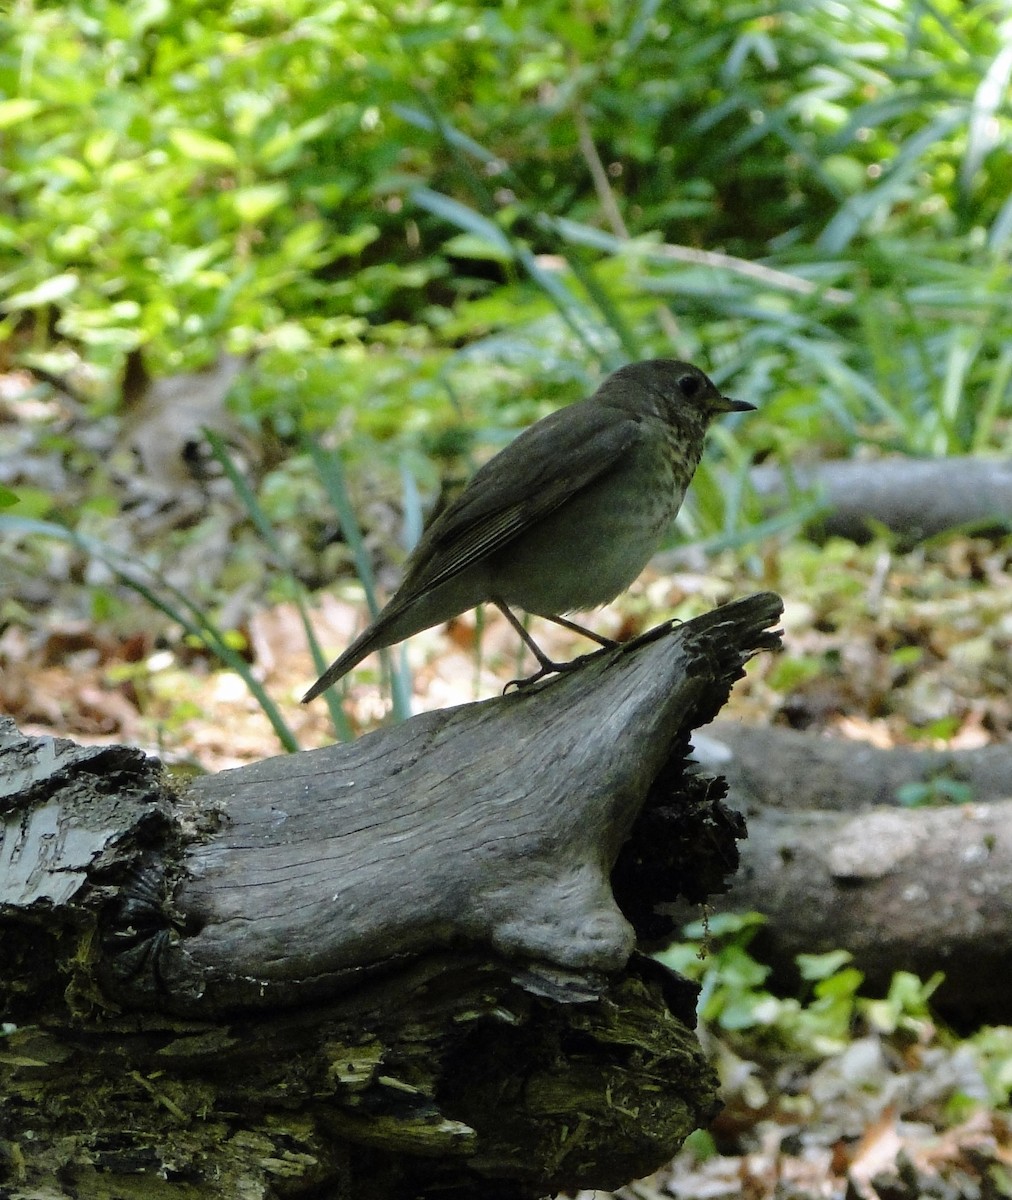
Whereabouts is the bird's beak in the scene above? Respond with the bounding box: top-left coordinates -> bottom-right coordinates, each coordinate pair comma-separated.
711,394 -> 756,414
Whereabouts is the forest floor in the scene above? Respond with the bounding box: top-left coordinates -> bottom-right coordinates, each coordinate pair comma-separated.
5,533 -> 1009,769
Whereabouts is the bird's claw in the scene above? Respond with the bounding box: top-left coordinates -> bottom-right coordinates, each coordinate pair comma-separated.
503,664 -> 557,694
502,650 -> 604,694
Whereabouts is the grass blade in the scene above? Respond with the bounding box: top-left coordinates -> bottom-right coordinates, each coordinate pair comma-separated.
204,430 -> 355,739
305,437 -> 413,722
2,515 -> 301,752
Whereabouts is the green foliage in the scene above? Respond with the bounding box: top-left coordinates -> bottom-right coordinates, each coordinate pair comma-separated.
971,1026 -> 1012,1106
2,0 -> 1008,467
1,1 -> 419,367
765,653 -> 825,694
662,914 -> 1012,1111
896,774 -> 975,807
660,912 -> 944,1058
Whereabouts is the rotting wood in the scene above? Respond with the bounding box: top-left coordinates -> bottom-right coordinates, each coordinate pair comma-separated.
0,592 -> 782,1199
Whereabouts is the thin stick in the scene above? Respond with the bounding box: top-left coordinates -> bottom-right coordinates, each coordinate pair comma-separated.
573,102 -> 683,343
572,99 -> 853,309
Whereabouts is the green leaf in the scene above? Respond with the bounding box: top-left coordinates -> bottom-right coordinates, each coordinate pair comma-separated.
812,966 -> 864,1000
681,1129 -> 718,1161
255,115 -> 333,169
232,183 -> 288,224
818,109 -> 966,253
5,274 -> 79,310
410,187 -> 514,258
203,430 -> 357,742
304,438 -> 413,725
0,98 -> 43,128
168,128 -> 239,167
83,129 -> 119,170
443,232 -> 515,264
797,950 -> 854,982
1,487 -> 53,518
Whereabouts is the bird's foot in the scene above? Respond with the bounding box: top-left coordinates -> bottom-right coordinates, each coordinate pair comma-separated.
503,664 -> 556,693
502,649 -> 605,694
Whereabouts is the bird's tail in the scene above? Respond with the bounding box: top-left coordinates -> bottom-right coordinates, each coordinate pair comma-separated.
301,624 -> 392,703
301,588 -> 443,703
302,574 -> 487,703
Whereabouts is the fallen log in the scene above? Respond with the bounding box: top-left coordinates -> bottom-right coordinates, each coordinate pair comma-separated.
702,722 -> 1012,811
689,723 -> 1012,1022
723,797 -> 1012,1023
0,592 -> 782,1200
749,456 -> 1012,543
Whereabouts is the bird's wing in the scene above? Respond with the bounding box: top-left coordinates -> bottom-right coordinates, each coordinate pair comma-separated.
397,399 -> 642,601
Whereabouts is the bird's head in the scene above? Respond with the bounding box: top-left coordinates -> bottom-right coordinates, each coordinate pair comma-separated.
603,359 -> 755,424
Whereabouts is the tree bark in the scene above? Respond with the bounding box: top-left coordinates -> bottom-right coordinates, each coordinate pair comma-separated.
723,798 -> 1012,1023
0,592 -> 782,1200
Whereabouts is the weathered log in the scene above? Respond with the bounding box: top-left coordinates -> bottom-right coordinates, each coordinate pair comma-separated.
687,724 -> 1012,1021
749,456 -> 1012,542
723,798 -> 1012,1023
702,722 -> 1012,811
0,592 -> 782,1200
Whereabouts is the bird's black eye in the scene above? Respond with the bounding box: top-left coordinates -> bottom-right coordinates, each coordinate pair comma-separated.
678,373 -> 702,398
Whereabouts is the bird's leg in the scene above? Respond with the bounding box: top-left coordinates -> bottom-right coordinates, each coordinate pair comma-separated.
493,601 -> 610,692
494,602 -> 561,675
541,613 -> 617,648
